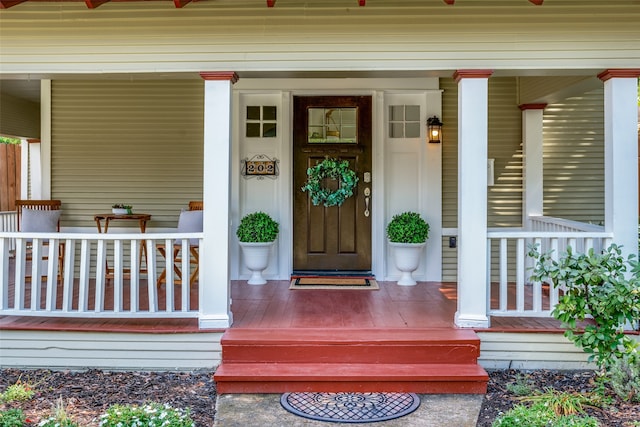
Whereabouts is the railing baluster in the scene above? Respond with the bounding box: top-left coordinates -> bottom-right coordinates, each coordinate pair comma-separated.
14,239 -> 26,310
95,240 -> 107,313
62,239 -> 75,312
146,239 -> 158,313
130,239 -> 139,313
45,237 -> 60,311
499,238 -> 507,312
0,238 -> 9,310
78,239 -> 91,312
181,239 -> 190,312
164,238 -> 175,312
113,239 -> 123,313
516,238 -> 525,313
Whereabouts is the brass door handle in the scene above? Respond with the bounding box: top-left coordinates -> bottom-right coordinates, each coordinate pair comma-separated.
364,187 -> 371,217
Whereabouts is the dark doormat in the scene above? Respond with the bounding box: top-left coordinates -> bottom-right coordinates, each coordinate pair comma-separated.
280,392 -> 420,423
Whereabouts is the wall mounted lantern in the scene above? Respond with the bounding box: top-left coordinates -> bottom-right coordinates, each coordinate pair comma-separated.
426,116 -> 443,144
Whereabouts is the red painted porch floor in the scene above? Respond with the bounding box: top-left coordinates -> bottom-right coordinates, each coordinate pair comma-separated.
0,280 -> 570,332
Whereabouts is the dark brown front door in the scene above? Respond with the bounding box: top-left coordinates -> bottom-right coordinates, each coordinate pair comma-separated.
293,96 -> 372,272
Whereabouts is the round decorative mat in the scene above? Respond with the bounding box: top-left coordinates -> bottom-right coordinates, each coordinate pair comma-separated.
280,392 -> 420,423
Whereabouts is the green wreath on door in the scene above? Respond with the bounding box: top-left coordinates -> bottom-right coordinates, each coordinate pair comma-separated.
301,158 -> 359,207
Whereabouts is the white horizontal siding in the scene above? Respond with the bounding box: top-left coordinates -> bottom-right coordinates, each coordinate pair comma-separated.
0,1 -> 639,74
0,330 -> 222,370
51,80 -> 204,229
477,332 -> 594,370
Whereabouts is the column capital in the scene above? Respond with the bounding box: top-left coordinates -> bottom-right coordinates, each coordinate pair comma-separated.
597,69 -> 640,81
453,69 -> 493,83
519,103 -> 547,111
200,71 -> 239,84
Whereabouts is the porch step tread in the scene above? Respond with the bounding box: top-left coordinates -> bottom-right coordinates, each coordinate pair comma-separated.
221,327 -> 481,365
214,362 -> 488,394
221,328 -> 481,344
215,362 -> 488,381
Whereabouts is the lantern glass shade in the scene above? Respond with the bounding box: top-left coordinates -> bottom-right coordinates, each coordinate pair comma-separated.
426,116 -> 443,143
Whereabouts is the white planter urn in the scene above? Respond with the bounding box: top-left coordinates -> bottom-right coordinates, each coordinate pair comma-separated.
389,241 -> 426,286
239,241 -> 275,285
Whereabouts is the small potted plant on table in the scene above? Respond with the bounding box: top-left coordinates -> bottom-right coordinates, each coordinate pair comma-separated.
112,204 -> 133,215
237,211 -> 279,285
387,211 -> 430,286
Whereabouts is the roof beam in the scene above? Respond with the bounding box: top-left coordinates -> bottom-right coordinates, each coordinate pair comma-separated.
84,0 -> 110,8
173,0 -> 192,8
0,0 -> 27,9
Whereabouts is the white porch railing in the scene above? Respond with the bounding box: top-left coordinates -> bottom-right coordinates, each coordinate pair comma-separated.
0,231 -> 202,318
0,211 -> 18,252
487,217 -> 612,317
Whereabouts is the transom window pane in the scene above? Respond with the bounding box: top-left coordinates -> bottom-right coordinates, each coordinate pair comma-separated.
388,105 -> 421,138
308,107 -> 357,143
246,106 -> 277,138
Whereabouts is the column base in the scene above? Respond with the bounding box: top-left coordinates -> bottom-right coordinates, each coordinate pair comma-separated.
198,312 -> 233,329
455,312 -> 490,328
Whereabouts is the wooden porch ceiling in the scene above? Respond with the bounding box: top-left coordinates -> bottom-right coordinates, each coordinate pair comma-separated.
0,0 -> 545,10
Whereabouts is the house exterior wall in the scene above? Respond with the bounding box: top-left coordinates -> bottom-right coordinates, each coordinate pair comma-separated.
1,1 -> 639,75
0,92 -> 39,138
0,330 -> 222,370
0,329 -> 612,371
543,88 -> 605,223
51,80 -> 204,230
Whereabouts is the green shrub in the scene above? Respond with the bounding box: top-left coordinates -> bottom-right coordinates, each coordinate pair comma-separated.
522,388 -> 593,416
0,409 -> 26,427
492,402 -> 599,427
236,212 -> 279,242
529,243 -> 640,368
386,211 -> 430,243
505,373 -> 534,396
99,402 -> 194,427
0,380 -> 35,403
607,353 -> 640,402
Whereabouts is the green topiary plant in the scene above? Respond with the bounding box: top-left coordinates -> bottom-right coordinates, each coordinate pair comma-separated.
236,212 -> 279,243
386,212 -> 430,243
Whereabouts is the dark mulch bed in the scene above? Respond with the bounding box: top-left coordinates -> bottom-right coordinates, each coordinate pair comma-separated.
0,369 -> 216,426
477,369 -> 640,427
2,368 -> 639,426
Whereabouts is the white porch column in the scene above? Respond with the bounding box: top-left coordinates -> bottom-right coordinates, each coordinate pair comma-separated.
520,104 -> 546,229
454,70 -> 493,329
598,69 -> 640,261
198,71 -> 238,329
520,104 -> 546,281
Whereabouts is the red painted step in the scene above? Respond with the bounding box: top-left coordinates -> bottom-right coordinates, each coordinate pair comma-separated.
221,328 -> 481,365
214,328 -> 488,394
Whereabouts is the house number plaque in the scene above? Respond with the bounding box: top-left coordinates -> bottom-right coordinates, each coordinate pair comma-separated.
242,154 -> 279,180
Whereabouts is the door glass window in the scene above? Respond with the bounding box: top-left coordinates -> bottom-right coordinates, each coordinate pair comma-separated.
246,106 -> 277,138
389,105 -> 420,138
308,107 -> 357,143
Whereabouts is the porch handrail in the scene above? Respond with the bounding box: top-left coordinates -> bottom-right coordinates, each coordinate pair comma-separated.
487,228 -> 613,318
0,231 -> 202,318
528,215 -> 605,232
